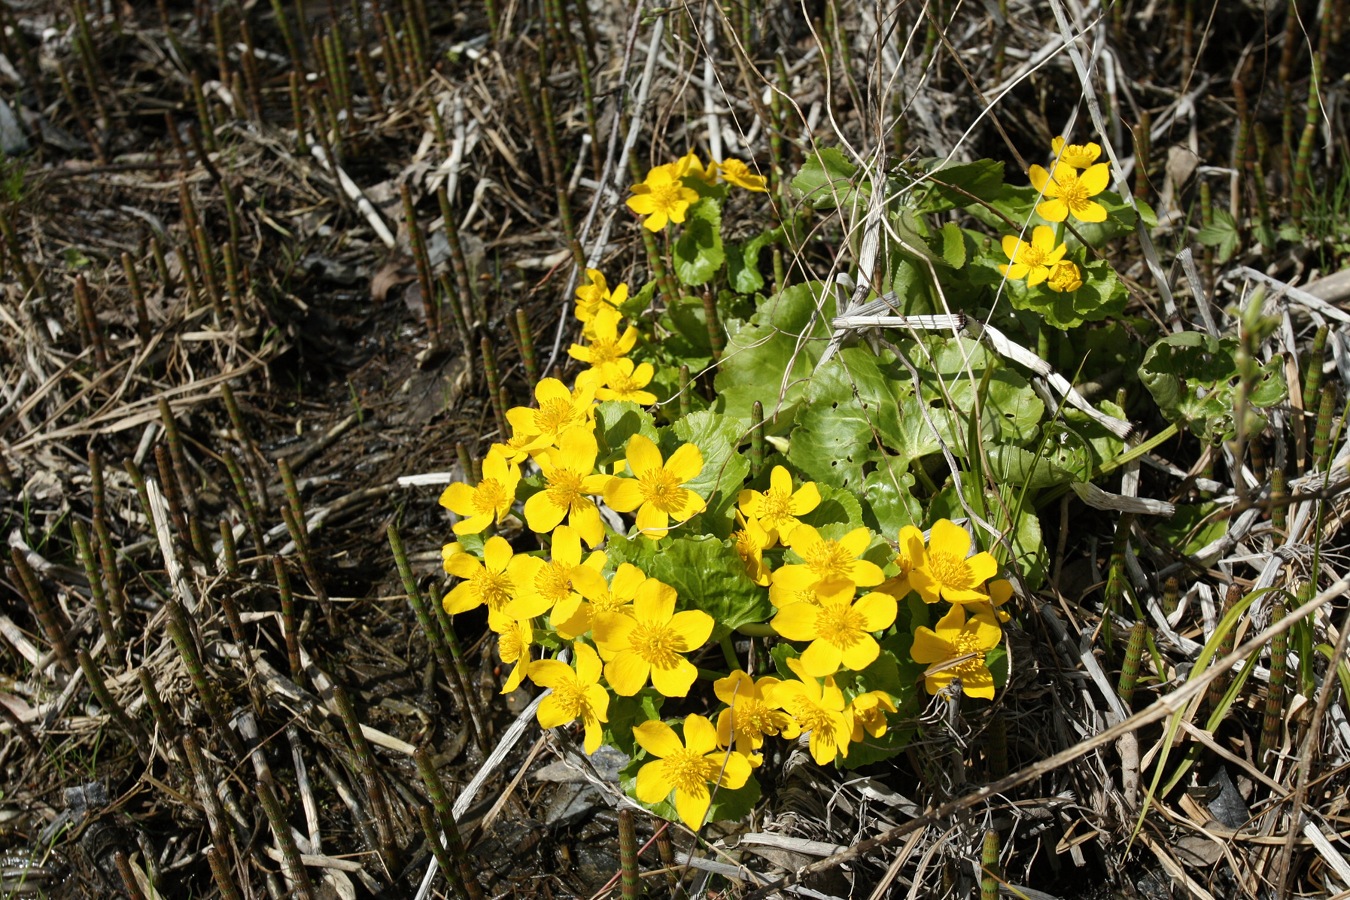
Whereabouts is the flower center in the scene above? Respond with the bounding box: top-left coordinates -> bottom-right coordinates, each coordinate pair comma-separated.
537,562 -> 573,605
760,489 -> 794,527
817,602 -> 866,648
536,398 -> 579,435
804,539 -> 854,582
734,701 -> 783,739
1020,243 -> 1048,268
473,477 -> 510,515
499,628 -> 526,663
630,621 -> 683,668
650,181 -> 685,214
546,469 -> 585,509
1055,171 -> 1090,208
475,570 -> 514,612
552,678 -> 588,719
586,338 -> 624,367
590,589 -> 629,616
664,749 -> 715,795
639,467 -> 684,510
790,701 -> 837,741
927,551 -> 973,590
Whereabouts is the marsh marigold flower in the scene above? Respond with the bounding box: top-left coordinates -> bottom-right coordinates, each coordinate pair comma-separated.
717,158 -> 768,192
496,617 -> 535,693
909,519 -> 998,605
878,524 -> 926,600
593,577 -> 713,697
529,642 -> 609,754
627,162 -> 698,232
574,268 -> 627,323
577,358 -> 658,405
1046,259 -> 1083,293
569,307 -> 639,370
737,465 -> 821,546
523,426 -> 611,547
999,225 -> 1068,287
769,525 -> 885,604
910,604 -> 1003,700
1028,160 -> 1110,223
732,511 -> 772,586
442,536 -> 545,629
713,670 -> 796,755
604,434 -> 706,540
771,590 -> 898,677
676,150 -> 717,185
552,561 -> 647,640
849,690 -> 897,741
514,525 -> 606,618
633,714 -> 752,831
505,378 -> 597,454
438,448 -> 520,536
1051,135 -> 1102,170
771,657 -> 852,765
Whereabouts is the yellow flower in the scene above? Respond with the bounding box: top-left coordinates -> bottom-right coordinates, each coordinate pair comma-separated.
574,268 -> 628,324
497,617 -> 535,693
1028,160 -> 1110,223
523,426 -> 611,547
438,448 -> 520,536
878,524 -> 926,600
577,358 -> 658,405
909,519 -> 998,605
910,604 -> 1003,700
772,590 -> 897,677
504,378 -> 597,455
626,162 -> 699,232
569,306 -> 639,369
513,525 -> 605,619
713,670 -> 796,754
970,578 -> 1014,624
442,536 -> 544,630
732,511 -> 772,586
999,225 -> 1068,287
1046,259 -> 1083,293
604,434 -> 706,540
717,158 -> 768,192
633,714 -> 752,831
1051,136 -> 1102,170
593,577 -> 713,697
675,150 -> 717,185
771,657 -> 851,765
736,465 -> 821,546
849,690 -> 897,741
769,525 -> 885,605
552,562 -> 646,640
529,642 -> 610,754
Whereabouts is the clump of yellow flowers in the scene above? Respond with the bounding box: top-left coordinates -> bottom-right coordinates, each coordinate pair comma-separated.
435,149 -> 1030,834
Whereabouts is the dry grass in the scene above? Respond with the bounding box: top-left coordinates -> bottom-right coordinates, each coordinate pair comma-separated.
1,0 -> 1349,898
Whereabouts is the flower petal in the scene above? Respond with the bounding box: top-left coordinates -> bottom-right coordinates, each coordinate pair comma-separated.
664,442 -> 704,482
853,592 -> 898,631
771,602 -> 818,641
604,476 -> 645,513
673,782 -> 711,831
799,639 -> 843,678
927,519 -> 971,560
839,634 -> 880,671
909,626 -> 951,664
634,719 -> 683,758
1079,162 -> 1110,195
536,693 -> 574,729
634,759 -> 672,803
605,651 -> 650,695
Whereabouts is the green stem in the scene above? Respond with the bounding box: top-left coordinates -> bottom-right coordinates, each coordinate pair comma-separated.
719,634 -> 740,671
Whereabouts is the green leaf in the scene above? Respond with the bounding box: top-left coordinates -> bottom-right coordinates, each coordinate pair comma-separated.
910,158 -> 1006,213
798,480 -> 866,531
791,148 -> 862,209
595,401 -> 658,468
713,281 -> 835,425
984,443 -> 1082,489
670,410 -> 751,537
660,293 -> 714,359
1196,207 -> 1240,263
606,535 -> 771,632
939,221 -> 967,268
859,463 -> 922,540
605,691 -> 664,756
673,199 -> 724,286
728,231 -> 775,294
1139,331 -> 1287,443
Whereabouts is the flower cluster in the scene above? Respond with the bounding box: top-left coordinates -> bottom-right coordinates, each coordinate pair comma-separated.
627,151 -> 768,232
1001,136 -> 1111,294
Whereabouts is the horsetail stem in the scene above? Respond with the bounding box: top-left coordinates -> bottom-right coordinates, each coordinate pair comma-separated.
1206,583 -> 1241,712
515,308 -> 540,385
72,519 -> 119,651
137,667 -> 180,749
1259,597 -> 1288,766
455,442 -> 472,481
1118,620 -> 1147,707
701,288 -> 725,362
1314,387 -> 1336,470
749,401 -> 765,478
255,780 -> 319,900
433,597 -> 493,748
122,252 -> 150,341
980,829 -> 1001,900
165,600 -> 242,756
78,649 -> 148,755
274,556 -> 302,677
1271,467 -> 1287,531
414,804 -> 469,900
217,519 -> 238,576
1250,125 -> 1273,243
328,678 -> 397,861
1303,326 -> 1329,411
389,524 -> 487,755
678,364 -> 692,418
436,183 -> 480,328
73,274 -> 107,369
402,181 -> 441,345
154,444 -> 190,553
414,747 -> 486,900
289,71 -> 309,153
10,546 -> 76,675
223,452 -> 265,560
1133,110 -> 1151,199
206,847 -> 244,900
480,336 -> 508,438
619,807 -> 641,900
539,85 -> 576,247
